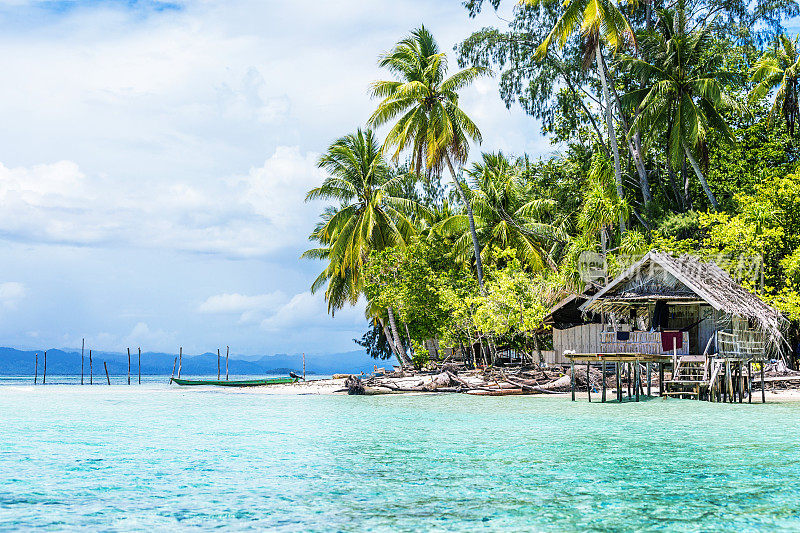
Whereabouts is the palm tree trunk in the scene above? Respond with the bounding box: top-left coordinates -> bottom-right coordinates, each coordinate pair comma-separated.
386,307 -> 412,368
378,317 -> 407,369
445,153 -> 485,289
682,142 -> 719,210
596,40 -> 626,232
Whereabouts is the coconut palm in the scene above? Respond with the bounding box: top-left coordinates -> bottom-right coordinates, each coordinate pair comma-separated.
526,0 -> 636,230
438,152 -> 562,272
368,26 -> 489,288
619,9 -> 739,210
749,34 -> 800,137
302,129 -> 425,368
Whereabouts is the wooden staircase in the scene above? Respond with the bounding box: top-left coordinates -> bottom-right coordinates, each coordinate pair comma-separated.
663,355 -> 709,398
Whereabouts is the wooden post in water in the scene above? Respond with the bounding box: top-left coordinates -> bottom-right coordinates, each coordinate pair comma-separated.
217,349 -> 221,380
747,361 -> 752,404
586,362 -> 591,402
104,361 -> 110,385
81,338 -> 85,385
303,353 -> 306,381
627,363 -> 632,398
738,363 -> 743,403
89,349 -> 93,385
570,359 -> 575,401
761,360 -> 765,403
177,347 -> 182,378
226,346 -> 229,381
616,362 -> 622,402
43,351 -> 47,385
127,348 -> 131,385
635,362 -> 640,402
601,361 -> 606,402
138,347 -> 141,385
646,362 -> 651,396
34,353 -> 38,384
170,356 -> 177,383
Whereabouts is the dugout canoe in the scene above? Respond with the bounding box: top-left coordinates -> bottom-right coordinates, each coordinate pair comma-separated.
171,377 -> 297,387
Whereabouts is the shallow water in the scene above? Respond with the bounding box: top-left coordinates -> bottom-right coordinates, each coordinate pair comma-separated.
1,385 -> 799,531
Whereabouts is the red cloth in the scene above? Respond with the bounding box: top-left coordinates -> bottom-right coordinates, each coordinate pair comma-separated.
661,331 -> 683,352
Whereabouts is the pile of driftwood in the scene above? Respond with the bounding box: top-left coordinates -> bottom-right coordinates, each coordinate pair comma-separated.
343,364 -> 600,396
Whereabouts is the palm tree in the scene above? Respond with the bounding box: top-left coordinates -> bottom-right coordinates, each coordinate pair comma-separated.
527,0 -> 636,230
302,129 -> 424,368
620,9 -> 739,210
438,152 -> 562,272
368,26 -> 489,289
750,34 -> 800,137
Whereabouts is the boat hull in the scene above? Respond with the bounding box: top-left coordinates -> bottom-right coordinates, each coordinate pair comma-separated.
171,377 -> 297,387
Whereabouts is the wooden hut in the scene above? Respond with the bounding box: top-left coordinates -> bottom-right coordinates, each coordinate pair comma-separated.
549,250 -> 785,401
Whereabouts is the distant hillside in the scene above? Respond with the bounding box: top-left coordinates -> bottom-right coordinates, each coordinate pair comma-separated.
0,347 -> 380,375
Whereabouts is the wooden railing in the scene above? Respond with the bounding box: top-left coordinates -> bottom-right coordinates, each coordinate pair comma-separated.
599,331 -> 689,355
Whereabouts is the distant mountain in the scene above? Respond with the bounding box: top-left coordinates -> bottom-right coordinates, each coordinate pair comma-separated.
0,347 -> 381,376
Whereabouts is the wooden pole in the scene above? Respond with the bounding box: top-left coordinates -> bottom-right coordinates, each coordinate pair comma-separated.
177,347 -> 182,378
738,363 -> 743,403
659,363 -> 664,396
170,356 -> 177,382
217,348 -> 221,380
303,352 -> 306,381
127,348 -> 131,385
104,361 -> 110,385
761,360 -> 765,403
226,346 -> 229,381
34,353 -> 38,384
138,347 -> 141,384
627,363 -> 632,398
81,338 -> 85,385
616,362 -> 622,401
570,359 -> 575,401
601,361 -> 606,402
646,362 -> 651,396
43,350 -> 47,385
89,349 -> 93,385
635,361 -> 640,402
586,362 -> 591,402
747,361 -> 752,404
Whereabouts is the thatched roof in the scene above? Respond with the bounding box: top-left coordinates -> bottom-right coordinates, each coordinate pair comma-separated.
580,250 -> 786,353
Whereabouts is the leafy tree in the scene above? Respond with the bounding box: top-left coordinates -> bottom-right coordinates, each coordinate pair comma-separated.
749,34 -> 800,137
620,8 -> 741,210
302,129 -> 426,367
368,26 -> 489,288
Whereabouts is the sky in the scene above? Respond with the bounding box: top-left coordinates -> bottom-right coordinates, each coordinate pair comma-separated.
0,0 -> 552,356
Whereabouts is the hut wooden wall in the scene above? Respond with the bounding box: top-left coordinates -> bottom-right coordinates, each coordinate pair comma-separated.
552,324 -> 603,362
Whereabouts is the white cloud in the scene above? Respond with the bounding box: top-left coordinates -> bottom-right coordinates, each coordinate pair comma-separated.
123,322 -> 175,349
0,147 -> 323,257
0,282 -> 26,309
260,291 -> 365,332
198,291 -> 286,324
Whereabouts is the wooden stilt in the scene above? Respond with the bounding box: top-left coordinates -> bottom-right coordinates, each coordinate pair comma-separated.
601,361 -> 606,402
761,360 -> 766,403
81,338 -> 85,385
627,363 -> 631,398
659,363 -> 664,397
34,353 -> 38,384
226,346 -> 230,381
138,347 -> 141,385
217,348 -> 221,380
127,348 -> 131,385
303,352 -> 306,381
635,362 -> 640,402
89,349 -> 93,385
170,356 -> 177,382
43,351 -> 47,385
617,362 -> 622,401
738,363 -> 743,403
570,359 -> 575,401
747,361 -> 752,404
646,362 -> 651,396
586,362 -> 591,402
177,347 -> 182,378
104,361 -> 110,385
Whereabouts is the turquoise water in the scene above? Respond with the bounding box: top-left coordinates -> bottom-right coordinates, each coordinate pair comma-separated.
1,385 -> 800,531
